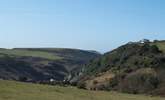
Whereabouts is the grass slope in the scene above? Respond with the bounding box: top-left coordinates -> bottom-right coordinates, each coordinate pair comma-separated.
152,41 -> 165,53
0,49 -> 62,60
0,80 -> 164,100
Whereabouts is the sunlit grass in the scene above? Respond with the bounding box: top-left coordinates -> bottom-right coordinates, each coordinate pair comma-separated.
0,49 -> 62,60
0,80 -> 164,100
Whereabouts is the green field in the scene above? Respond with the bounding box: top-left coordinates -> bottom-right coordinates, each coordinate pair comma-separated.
0,80 -> 164,100
0,49 -> 62,60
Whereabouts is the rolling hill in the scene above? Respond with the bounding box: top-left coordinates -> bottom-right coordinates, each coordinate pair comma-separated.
79,40 -> 165,96
0,48 -> 100,82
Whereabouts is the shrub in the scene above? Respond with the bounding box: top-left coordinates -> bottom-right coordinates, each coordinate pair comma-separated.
19,76 -> 28,82
93,80 -> 98,85
119,68 -> 159,94
108,77 -> 118,89
77,81 -> 86,89
150,45 -> 160,53
96,84 -> 107,90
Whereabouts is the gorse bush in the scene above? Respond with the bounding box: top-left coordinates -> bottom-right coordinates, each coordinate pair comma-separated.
77,81 -> 86,89
119,68 -> 159,94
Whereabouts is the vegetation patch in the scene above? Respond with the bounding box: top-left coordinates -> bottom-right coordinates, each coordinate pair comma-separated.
0,80 -> 164,100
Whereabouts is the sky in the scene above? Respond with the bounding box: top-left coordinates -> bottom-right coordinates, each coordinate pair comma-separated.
0,0 -> 165,52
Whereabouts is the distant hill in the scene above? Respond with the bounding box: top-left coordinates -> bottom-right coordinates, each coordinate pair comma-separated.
0,48 -> 100,81
79,40 -> 165,96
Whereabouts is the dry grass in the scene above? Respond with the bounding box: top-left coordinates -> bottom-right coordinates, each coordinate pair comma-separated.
0,80 -> 164,100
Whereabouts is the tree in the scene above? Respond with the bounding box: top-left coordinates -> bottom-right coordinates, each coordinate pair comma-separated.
77,81 -> 86,89
19,76 -> 28,82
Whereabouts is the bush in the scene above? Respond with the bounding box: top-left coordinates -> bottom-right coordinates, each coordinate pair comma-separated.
19,76 -> 28,82
93,80 -> 98,85
107,77 -> 119,91
77,81 -> 86,89
150,45 -> 160,53
119,68 -> 159,94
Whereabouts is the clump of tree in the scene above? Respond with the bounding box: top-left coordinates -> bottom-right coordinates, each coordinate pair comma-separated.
119,68 -> 159,94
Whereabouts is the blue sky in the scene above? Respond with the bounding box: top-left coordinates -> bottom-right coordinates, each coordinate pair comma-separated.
0,0 -> 165,52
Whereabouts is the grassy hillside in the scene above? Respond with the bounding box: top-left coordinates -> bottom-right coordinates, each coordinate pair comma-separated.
152,40 -> 165,53
0,48 -> 100,81
0,48 -> 100,60
0,80 -> 164,100
0,48 -> 62,60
